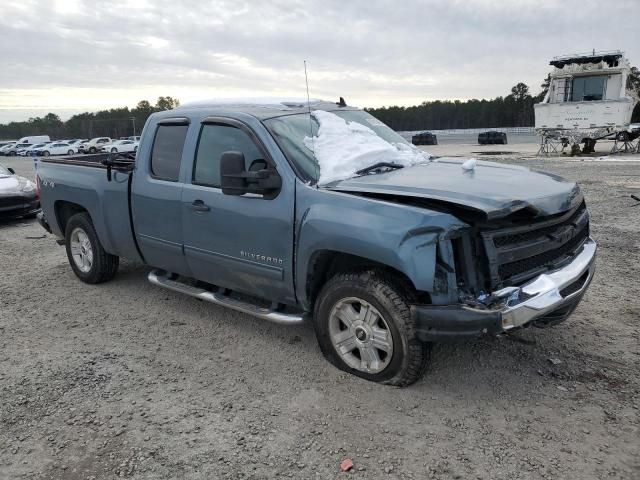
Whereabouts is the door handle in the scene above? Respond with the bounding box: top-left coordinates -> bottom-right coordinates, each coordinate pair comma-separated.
191,200 -> 210,212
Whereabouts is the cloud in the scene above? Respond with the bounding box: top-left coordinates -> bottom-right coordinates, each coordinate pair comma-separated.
0,0 -> 638,122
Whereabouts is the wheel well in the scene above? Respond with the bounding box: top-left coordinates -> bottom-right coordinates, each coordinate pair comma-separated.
54,201 -> 88,236
305,250 -> 428,309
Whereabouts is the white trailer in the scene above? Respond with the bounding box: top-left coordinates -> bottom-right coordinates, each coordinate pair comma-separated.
534,51 -> 638,155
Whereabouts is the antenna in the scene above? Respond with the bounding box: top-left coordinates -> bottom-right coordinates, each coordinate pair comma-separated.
304,60 -> 314,153
304,60 -> 319,184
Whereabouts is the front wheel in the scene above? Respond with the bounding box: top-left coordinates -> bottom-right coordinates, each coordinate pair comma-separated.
64,213 -> 119,283
110,147 -> 117,153
89,147 -> 97,154
67,150 -> 74,155
313,270 -> 429,386
43,151 -> 50,157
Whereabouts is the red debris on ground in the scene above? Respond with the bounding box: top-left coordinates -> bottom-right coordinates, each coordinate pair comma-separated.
340,458 -> 354,472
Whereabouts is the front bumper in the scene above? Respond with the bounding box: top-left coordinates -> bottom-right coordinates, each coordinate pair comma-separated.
0,196 -> 41,219
413,237 -> 597,341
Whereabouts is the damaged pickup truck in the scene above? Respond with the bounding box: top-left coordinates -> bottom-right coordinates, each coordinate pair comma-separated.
36,99 -> 596,386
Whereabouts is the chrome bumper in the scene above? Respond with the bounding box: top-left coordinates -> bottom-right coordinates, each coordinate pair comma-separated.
413,238 -> 596,341
495,237 -> 597,330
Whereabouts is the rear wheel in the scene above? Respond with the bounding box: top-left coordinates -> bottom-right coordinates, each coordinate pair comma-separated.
64,213 -> 119,284
89,147 -> 97,154
313,270 -> 429,386
110,147 -> 117,153
67,150 -> 74,155
43,150 -> 50,157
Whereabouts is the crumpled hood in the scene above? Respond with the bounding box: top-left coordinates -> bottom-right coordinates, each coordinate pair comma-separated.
327,158 -> 583,220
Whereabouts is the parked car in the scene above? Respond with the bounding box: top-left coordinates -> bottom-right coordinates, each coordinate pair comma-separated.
36,99 -> 596,386
19,142 -> 51,156
80,137 -> 112,154
5,143 -> 32,156
65,139 -> 88,149
30,142 -> 56,155
101,139 -> 138,153
38,142 -> 77,156
478,131 -> 508,145
0,142 -> 18,155
0,163 -> 40,219
411,131 -> 438,145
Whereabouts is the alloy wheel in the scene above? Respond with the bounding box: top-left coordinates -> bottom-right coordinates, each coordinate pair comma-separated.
328,297 -> 394,374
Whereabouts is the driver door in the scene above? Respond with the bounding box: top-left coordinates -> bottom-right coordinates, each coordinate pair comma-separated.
181,118 -> 295,304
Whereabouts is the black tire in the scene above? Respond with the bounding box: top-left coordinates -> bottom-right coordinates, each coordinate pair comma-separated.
313,270 -> 429,387
9,151 -> 16,156
89,147 -> 97,154
64,212 -> 119,284
110,147 -> 117,153
67,150 -> 74,155
43,150 -> 50,157
134,146 -> 138,152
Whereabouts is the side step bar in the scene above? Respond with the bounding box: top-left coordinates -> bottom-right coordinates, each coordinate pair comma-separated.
147,269 -> 305,325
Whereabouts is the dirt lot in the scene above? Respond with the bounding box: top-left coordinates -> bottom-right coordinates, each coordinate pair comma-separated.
1,153 -> 639,479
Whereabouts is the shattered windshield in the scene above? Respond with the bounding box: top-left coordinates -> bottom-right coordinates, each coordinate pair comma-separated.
265,110 -> 430,185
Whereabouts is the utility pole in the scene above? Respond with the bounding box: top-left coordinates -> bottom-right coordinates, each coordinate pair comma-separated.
131,117 -> 136,137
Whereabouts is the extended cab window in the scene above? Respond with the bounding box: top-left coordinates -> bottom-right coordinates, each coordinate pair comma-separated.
193,124 -> 264,187
151,125 -> 189,181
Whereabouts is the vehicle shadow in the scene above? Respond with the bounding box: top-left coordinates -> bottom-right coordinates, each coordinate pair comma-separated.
105,265 -> 619,400
0,216 -> 39,230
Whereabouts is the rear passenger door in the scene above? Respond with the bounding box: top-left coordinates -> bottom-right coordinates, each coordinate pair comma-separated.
181,118 -> 295,304
132,119 -> 192,276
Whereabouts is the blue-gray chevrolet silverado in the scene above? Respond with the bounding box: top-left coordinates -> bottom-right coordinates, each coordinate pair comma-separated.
36,99 -> 596,386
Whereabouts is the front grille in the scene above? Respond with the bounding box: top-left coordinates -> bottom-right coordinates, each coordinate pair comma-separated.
481,202 -> 590,288
493,205 -> 586,247
498,223 -> 589,279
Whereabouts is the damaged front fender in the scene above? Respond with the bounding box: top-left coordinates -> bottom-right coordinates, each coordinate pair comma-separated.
295,183 -> 469,306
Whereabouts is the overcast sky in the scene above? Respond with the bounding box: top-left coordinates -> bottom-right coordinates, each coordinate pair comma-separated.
0,0 -> 638,123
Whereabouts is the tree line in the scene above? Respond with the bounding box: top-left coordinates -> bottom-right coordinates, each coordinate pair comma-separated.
0,97 -> 180,140
1,68 -> 639,140
366,82 -> 543,131
367,68 -> 640,131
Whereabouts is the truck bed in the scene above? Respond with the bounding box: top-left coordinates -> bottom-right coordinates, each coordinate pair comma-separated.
40,152 -> 135,170
37,152 -> 142,262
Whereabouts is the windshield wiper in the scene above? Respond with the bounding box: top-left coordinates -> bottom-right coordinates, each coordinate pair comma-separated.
355,162 -> 404,176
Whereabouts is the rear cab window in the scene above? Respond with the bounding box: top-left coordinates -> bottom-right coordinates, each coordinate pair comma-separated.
150,124 -> 189,181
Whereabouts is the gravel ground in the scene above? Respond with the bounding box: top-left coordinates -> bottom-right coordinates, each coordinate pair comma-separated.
1,153 -> 639,479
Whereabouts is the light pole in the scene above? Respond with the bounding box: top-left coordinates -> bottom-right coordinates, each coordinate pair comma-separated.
131,117 -> 136,137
